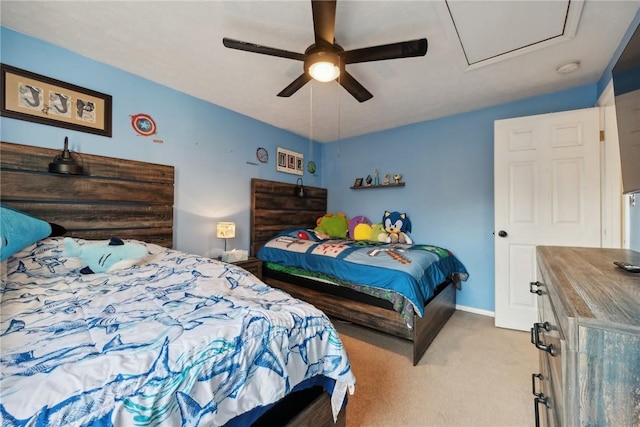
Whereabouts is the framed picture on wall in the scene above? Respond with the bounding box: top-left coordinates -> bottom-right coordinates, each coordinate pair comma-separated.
0,63 -> 112,137
278,151 -> 286,168
276,147 -> 303,175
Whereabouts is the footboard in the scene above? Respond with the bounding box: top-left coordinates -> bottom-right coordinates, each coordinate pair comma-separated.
412,281 -> 456,365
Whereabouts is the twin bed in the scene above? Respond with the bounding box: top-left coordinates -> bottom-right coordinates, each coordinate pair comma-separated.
249,179 -> 468,366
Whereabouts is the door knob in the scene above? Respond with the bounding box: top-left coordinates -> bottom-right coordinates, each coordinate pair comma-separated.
498,230 -> 508,237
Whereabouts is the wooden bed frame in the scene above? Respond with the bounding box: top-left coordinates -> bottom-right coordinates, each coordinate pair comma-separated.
0,141 -> 174,247
0,141 -> 345,427
250,178 -> 458,366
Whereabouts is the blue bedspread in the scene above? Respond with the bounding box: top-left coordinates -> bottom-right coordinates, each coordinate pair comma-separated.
258,229 -> 469,317
0,237 -> 355,426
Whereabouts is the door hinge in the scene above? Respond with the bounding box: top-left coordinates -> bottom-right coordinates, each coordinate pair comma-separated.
600,130 -> 605,142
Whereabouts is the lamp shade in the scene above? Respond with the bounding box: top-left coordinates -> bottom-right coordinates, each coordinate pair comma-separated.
308,61 -> 340,82
216,222 -> 236,239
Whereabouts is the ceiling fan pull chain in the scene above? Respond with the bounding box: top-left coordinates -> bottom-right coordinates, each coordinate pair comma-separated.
337,80 -> 341,157
309,84 -> 313,159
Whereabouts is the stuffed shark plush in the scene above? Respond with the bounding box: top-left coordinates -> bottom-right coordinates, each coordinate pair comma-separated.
63,237 -> 149,274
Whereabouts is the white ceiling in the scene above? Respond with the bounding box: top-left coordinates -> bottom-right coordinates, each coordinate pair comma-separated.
2,1 -> 639,142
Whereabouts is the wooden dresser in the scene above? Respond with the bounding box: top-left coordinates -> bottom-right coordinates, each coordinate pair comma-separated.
531,246 -> 640,426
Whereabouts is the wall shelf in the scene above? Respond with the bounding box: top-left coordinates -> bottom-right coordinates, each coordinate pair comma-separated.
350,182 -> 406,190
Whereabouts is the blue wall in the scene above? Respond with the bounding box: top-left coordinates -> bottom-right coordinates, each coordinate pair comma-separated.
0,27 -> 323,258
321,86 -> 598,312
2,20 -> 636,313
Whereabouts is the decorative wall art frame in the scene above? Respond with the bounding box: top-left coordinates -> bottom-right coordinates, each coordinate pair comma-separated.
276,147 -> 304,176
1,64 -> 112,137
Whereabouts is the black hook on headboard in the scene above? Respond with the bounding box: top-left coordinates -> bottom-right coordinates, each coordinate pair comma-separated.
294,178 -> 306,198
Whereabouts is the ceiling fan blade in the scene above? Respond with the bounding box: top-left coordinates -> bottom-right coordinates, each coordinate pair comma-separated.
341,38 -> 428,64
312,0 -> 337,47
277,73 -> 313,97
339,71 -> 373,103
223,38 -> 305,61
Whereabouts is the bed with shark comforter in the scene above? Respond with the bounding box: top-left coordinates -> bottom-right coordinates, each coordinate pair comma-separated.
0,237 -> 354,426
0,142 -> 355,427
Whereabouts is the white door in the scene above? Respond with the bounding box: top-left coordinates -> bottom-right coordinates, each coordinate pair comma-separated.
494,108 -> 601,331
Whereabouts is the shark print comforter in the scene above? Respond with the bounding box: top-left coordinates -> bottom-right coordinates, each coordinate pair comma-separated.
0,238 -> 355,426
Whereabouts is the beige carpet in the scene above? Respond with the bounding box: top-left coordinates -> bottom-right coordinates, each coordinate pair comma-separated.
333,310 -> 537,427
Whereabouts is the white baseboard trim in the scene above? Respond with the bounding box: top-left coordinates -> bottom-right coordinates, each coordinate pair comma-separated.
456,304 -> 495,318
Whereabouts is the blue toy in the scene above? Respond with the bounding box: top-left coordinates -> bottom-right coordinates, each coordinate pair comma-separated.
0,205 -> 66,261
63,237 -> 149,274
381,211 -> 413,244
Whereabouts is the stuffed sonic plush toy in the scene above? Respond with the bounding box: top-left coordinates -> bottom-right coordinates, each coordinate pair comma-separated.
63,236 -> 149,274
381,211 -> 413,244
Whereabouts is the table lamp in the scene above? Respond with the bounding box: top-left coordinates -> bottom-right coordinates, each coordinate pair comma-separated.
216,222 -> 235,252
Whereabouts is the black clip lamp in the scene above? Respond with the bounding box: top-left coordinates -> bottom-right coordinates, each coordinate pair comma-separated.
49,137 -> 84,175
294,178 -> 306,198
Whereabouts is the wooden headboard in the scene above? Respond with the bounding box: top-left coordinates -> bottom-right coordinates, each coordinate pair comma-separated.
0,141 -> 174,247
250,178 -> 327,256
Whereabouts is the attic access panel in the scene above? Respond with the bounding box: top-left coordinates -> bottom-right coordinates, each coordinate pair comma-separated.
446,0 -> 583,68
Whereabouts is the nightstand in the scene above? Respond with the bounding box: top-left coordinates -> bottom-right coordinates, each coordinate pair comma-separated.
230,257 -> 263,280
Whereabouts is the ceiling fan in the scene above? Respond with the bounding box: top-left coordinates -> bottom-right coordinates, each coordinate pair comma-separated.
222,0 -> 428,102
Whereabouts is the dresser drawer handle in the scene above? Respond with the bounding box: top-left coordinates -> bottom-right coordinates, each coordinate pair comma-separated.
531,322 -> 556,355
531,373 -> 544,397
529,281 -> 542,295
534,395 -> 550,427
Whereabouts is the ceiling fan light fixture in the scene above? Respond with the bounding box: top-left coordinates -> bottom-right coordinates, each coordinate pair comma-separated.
222,1 -> 428,101
306,52 -> 341,82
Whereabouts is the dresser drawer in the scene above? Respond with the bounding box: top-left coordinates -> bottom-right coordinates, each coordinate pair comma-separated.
535,357 -> 558,427
533,279 -> 565,425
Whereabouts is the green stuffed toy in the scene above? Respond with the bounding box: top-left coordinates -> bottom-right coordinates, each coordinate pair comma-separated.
63,236 -> 148,274
314,212 -> 349,239
370,223 -> 387,242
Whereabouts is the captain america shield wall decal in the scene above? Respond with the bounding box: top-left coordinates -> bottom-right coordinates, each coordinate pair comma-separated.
130,113 -> 157,136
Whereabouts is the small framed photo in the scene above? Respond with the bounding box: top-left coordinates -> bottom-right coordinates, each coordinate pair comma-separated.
276,147 -> 303,175
354,177 -> 363,187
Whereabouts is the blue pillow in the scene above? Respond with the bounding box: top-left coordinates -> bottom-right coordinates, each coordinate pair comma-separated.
0,206 -> 53,261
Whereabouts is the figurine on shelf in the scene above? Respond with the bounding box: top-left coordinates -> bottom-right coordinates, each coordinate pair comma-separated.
374,169 -> 379,186
383,173 -> 390,185
365,175 -> 373,186
393,174 -> 402,184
